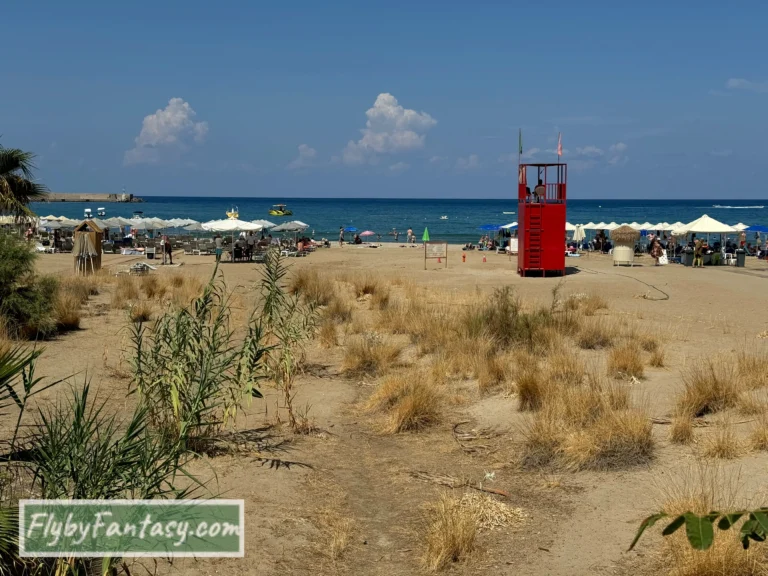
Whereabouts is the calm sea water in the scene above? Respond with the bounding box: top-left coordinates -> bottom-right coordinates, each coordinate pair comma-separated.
31,198 -> 768,244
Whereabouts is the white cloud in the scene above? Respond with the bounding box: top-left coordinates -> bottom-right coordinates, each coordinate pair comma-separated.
455,154 -> 480,171
429,155 -> 446,164
710,149 -> 733,157
521,147 -> 541,160
287,144 -> 317,170
575,145 -> 604,157
124,98 -> 208,165
607,142 -> 628,165
389,161 -> 409,173
726,78 -> 768,93
342,93 -> 437,165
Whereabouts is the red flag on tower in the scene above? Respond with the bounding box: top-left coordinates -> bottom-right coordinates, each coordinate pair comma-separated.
557,132 -> 562,157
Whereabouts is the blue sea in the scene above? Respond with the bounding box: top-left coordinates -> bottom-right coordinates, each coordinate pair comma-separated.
30,198 -> 768,244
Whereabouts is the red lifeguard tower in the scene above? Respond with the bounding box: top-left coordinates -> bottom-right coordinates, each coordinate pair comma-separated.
517,163 -> 567,276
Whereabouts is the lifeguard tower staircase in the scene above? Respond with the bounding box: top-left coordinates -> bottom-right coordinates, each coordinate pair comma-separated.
517,163 -> 567,277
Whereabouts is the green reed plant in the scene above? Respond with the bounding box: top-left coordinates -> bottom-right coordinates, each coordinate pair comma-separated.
129,267 -> 267,450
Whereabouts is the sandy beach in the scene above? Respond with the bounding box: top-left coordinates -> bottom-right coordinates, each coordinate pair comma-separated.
16,245 -> 768,575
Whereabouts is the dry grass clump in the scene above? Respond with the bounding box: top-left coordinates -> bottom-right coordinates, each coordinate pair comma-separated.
546,352 -> 585,386
342,332 -> 402,376
649,348 -> 666,367
325,296 -> 353,324
370,286 -> 391,310
59,275 -> 100,304
458,493 -> 526,531
289,268 -> 335,306
519,373 -> 653,470
313,505 -> 353,564
658,467 -> 764,576
576,317 -> 617,350
166,274 -> 204,308
512,352 -> 545,409
749,414 -> 768,451
677,360 -> 738,418
422,493 -> 478,571
737,349 -> 768,390
318,318 -> 338,348
129,300 -> 153,323
474,347 -> 511,392
140,275 -> 162,299
565,293 -> 608,316
111,275 -> 139,308
701,421 -> 743,459
607,344 -> 644,379
53,292 -> 82,331
640,335 -> 660,353
351,273 -> 381,297
365,369 -> 441,433
737,390 -> 768,416
670,412 -> 695,445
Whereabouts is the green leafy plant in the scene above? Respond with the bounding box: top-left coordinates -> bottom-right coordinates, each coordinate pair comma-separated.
0,144 -> 48,218
630,508 -> 768,551
0,233 -> 58,339
258,250 -> 318,432
130,267 -> 267,450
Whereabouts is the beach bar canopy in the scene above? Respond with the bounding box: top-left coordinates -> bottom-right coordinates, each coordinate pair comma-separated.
672,215 -> 736,236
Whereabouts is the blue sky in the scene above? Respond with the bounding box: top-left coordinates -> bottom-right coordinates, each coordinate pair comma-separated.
3,0 -> 767,199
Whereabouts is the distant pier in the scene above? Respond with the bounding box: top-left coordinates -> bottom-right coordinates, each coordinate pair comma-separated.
42,192 -> 144,203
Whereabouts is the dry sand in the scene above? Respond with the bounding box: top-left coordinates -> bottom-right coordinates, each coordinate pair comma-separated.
24,245 -> 768,575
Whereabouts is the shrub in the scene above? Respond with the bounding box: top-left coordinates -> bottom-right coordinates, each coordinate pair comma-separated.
737,350 -> 768,390
547,352 -> 585,386
422,493 -> 478,571
607,344 -> 644,379
475,347 -> 510,392
750,414 -> 768,451
581,294 -> 608,316
370,286 -> 391,310
515,355 -> 546,410
0,234 -> 58,338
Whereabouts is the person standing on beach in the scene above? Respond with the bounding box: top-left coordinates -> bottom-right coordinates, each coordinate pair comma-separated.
339,227 -> 344,247
162,234 -> 173,265
693,238 -> 704,268
214,234 -> 223,261
407,228 -> 413,243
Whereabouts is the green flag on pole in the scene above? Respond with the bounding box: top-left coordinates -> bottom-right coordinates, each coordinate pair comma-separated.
422,227 -> 430,242
519,128 -> 523,155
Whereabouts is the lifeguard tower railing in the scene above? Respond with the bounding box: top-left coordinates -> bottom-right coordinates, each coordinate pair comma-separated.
517,163 -> 567,203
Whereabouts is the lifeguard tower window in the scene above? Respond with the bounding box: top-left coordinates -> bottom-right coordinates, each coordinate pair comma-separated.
518,164 -> 566,204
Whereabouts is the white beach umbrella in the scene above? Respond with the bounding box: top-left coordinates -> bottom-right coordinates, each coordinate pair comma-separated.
271,220 -> 308,232
183,222 -> 205,231
500,222 -> 518,229
202,219 -> 262,232
251,219 -> 277,228
582,222 -> 597,230
565,222 -> 577,231
733,222 -> 750,231
41,214 -> 60,221
627,222 -> 642,230
572,225 -> 586,243
593,222 -> 608,229
639,222 -> 655,230
604,222 -> 620,231
672,214 -> 736,236
650,222 -> 667,230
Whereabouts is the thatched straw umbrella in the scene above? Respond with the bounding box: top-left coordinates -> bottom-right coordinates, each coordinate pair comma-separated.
610,225 -> 640,266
